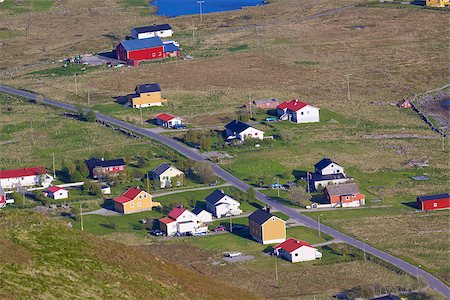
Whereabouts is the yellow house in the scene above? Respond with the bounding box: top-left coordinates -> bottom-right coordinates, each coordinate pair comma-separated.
113,187 -> 161,214
248,208 -> 286,245
129,83 -> 167,108
426,0 -> 449,7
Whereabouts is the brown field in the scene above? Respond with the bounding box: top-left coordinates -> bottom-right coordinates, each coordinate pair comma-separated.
326,210 -> 450,285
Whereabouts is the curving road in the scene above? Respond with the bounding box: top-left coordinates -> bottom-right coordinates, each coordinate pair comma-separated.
1,85 -> 448,297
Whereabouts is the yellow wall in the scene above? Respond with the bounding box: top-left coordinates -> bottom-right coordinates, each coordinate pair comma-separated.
262,217 -> 286,242
426,0 -> 448,7
120,191 -> 159,214
132,91 -> 166,107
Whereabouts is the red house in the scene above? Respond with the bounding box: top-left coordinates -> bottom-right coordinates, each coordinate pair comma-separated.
417,193 -> 450,211
323,183 -> 365,208
86,158 -> 125,178
116,37 -> 180,66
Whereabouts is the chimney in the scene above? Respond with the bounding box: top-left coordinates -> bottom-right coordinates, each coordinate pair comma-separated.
266,207 -> 270,214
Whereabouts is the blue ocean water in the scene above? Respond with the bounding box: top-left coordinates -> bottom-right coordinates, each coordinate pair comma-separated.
151,0 -> 266,17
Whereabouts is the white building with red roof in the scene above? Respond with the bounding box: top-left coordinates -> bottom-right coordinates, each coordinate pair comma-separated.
155,113 -> 182,128
276,99 -> 320,123
0,167 -> 53,189
273,238 -> 322,263
45,186 -> 69,200
159,206 -> 208,236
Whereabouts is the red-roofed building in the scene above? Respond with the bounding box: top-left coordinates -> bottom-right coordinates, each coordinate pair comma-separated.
273,238 -> 322,263
45,186 -> 69,200
417,193 -> 450,211
159,206 -> 207,236
0,167 -> 53,189
113,187 -> 160,214
276,99 -> 320,123
155,113 -> 182,128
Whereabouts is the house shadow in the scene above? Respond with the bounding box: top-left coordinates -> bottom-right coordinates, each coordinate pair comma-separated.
55,170 -> 70,183
292,170 -> 307,180
266,109 -> 278,117
215,222 -> 255,241
249,201 -> 264,209
311,193 -> 327,204
100,199 -> 114,209
402,201 -> 419,210
268,195 -> 294,207
97,50 -> 116,59
113,95 -> 129,106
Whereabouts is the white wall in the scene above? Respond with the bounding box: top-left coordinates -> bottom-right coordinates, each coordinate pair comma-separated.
320,163 -> 345,176
209,196 -> 241,218
133,29 -> 173,39
196,211 -> 213,223
0,174 -> 53,189
239,127 -> 264,141
49,190 -> 68,200
281,246 -> 322,263
292,106 -> 320,123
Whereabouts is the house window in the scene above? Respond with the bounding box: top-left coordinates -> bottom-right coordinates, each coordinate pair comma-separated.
158,52 -> 162,56
295,253 -> 299,256
143,194 -> 147,198
130,203 -> 134,208
301,112 -> 304,115
152,53 -> 156,57
137,202 -> 142,207
139,195 -> 142,199
433,202 -> 438,207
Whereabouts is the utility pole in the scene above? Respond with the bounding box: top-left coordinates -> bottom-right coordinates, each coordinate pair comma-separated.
52,152 -> 56,180
146,173 -> 150,192
274,256 -> 279,287
363,241 -> 366,262
318,213 -> 323,238
197,0 -> 205,22
439,126 -> 446,151
30,121 -> 34,145
79,202 -> 84,231
416,265 -> 421,290
306,172 -> 310,193
249,101 -> 253,120
87,90 -> 90,107
344,74 -> 351,101
139,106 -> 143,126
74,73 -> 78,95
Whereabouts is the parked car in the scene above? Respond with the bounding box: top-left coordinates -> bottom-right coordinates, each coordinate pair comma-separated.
265,117 -> 278,122
285,181 -> 298,189
175,231 -> 193,237
212,225 -> 226,232
151,229 -> 164,236
269,183 -> 284,189
223,252 -> 242,258
172,124 -> 186,129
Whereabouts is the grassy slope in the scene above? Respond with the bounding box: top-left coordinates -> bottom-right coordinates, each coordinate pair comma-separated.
0,211 -> 260,299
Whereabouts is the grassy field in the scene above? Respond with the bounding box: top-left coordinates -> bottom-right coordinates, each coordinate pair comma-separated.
0,211 -> 258,299
0,0 -> 54,14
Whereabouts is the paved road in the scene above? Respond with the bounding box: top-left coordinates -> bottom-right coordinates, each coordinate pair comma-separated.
1,85 -> 448,297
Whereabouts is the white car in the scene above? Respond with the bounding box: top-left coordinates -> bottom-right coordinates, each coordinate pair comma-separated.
223,252 -> 242,258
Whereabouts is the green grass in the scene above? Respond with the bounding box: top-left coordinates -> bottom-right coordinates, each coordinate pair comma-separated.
0,0 -> 54,13
0,28 -> 20,39
30,64 -> 99,77
71,210 -> 163,235
227,44 -> 249,52
122,0 -> 152,6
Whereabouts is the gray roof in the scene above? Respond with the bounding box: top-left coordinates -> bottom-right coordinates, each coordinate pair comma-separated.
248,209 -> 275,225
192,206 -> 209,215
132,24 -> 172,34
151,163 -> 172,176
225,120 -> 251,134
325,183 -> 360,196
417,193 -> 449,202
314,157 -> 340,171
253,98 -> 279,105
136,83 -> 161,94
205,190 -> 227,205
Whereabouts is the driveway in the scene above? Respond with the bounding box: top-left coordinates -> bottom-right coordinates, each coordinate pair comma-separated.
82,206 -> 119,216
1,85 -> 448,298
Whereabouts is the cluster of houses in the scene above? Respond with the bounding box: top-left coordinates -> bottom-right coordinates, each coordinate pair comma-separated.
116,24 -> 180,66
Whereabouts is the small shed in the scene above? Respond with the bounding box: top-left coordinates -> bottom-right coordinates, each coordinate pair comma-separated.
397,99 -> 413,108
252,98 -> 280,109
417,193 -> 450,211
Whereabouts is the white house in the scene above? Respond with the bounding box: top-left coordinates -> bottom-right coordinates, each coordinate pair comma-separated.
314,158 -> 345,176
205,190 -> 242,218
45,186 -> 69,200
159,207 -> 208,236
101,185 -> 111,195
273,238 -> 322,263
276,99 -> 320,123
150,163 -> 184,188
193,207 -> 213,223
0,167 -> 53,189
310,158 -> 351,191
155,113 -> 182,128
224,120 -> 264,141
131,24 -> 173,39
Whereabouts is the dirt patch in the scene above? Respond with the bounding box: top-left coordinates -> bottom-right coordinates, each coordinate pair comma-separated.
417,90 -> 450,128
0,240 -> 30,265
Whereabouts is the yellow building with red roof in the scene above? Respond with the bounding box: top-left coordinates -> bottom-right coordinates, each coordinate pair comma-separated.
113,187 -> 160,214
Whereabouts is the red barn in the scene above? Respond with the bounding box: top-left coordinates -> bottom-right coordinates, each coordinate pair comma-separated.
417,193 -> 450,211
116,37 -> 165,66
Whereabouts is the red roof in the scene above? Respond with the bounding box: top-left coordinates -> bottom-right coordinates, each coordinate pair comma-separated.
159,217 -> 176,224
168,207 -> 186,220
273,238 -> 314,253
156,113 -> 175,122
113,195 -> 133,204
123,187 -> 142,200
47,186 -> 65,193
276,99 -> 312,112
0,167 -> 47,179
